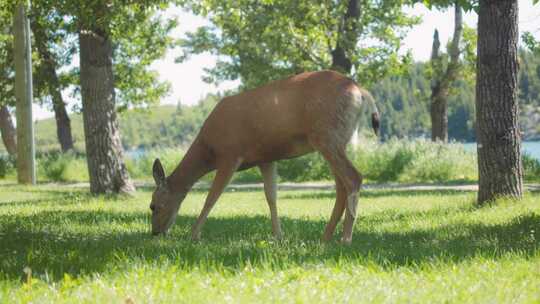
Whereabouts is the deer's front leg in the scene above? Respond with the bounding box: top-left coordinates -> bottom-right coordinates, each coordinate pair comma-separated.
259,162 -> 282,239
191,158 -> 242,241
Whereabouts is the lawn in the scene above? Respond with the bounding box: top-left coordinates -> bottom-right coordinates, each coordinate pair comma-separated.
0,182 -> 539,303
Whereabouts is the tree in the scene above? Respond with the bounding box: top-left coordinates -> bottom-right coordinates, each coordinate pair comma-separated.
476,0 -> 522,203
0,3 -> 17,155
40,0 -> 175,193
13,1 -> 36,184
79,24 -> 134,193
74,1 -> 140,194
330,0 -> 360,74
30,4 -> 74,152
0,105 -> 17,155
429,3 -> 462,142
180,0 -> 418,89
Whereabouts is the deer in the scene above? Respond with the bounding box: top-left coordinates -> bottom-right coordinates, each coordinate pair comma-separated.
150,70 -> 379,244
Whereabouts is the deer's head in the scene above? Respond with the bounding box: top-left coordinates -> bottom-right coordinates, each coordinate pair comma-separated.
150,159 -> 185,235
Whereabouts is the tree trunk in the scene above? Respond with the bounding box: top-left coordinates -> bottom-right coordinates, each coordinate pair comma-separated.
330,0 -> 360,74
430,4 -> 462,142
0,105 -> 17,155
13,2 -> 36,184
31,20 -> 74,152
430,88 -> 448,142
79,28 -> 134,194
476,0 -> 522,203
332,0 -> 361,149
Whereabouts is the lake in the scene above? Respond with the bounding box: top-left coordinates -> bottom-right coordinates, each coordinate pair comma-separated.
463,141 -> 540,161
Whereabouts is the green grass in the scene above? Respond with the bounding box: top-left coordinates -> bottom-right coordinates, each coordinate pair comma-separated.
0,182 -> 539,303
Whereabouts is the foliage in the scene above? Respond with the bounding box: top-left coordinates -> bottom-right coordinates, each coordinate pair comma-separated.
278,153 -> 333,182
523,153 -> 540,182
351,138 -> 477,183
0,3 -> 15,108
1,184 -> 540,302
29,1 -> 78,107
5,138 -> 538,184
0,138 -> 483,184
418,0 -> 478,11
37,151 -> 89,182
122,138 -> 481,184
179,0 -> 419,89
0,154 -> 15,178
0,1 -> 176,125
121,94 -> 221,149
522,32 -> 539,55
111,8 -> 177,110
124,146 -> 184,180
3,47 -> 540,155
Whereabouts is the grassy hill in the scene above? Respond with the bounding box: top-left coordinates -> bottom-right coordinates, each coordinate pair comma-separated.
0,103 -> 208,154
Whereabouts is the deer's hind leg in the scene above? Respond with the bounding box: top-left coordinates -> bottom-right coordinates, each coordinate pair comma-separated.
259,162 -> 282,239
322,177 -> 346,242
313,142 -> 362,245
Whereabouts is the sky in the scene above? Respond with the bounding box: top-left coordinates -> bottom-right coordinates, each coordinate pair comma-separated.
32,1 -> 540,120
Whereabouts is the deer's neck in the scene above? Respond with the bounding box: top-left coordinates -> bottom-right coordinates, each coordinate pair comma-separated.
166,139 -> 213,194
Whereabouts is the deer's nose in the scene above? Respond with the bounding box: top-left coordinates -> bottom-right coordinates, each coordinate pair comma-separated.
150,204 -> 155,211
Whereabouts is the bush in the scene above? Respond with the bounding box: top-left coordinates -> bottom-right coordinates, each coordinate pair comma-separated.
37,151 -> 89,182
523,153 -> 540,181
125,147 -> 184,180
351,138 -> 477,183
16,139 -> 534,185
232,167 -> 263,183
278,153 -> 331,182
0,154 -> 16,178
132,140 -> 478,184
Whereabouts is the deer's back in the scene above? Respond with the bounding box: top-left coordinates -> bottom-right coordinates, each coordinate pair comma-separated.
198,70 -> 361,164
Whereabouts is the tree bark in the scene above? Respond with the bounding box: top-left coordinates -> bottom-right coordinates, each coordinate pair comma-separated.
476,0 -> 522,203
13,2 -> 36,184
330,0 -> 360,74
79,28 -> 134,194
332,0 -> 361,149
0,105 -> 17,155
31,20 -> 74,152
430,4 -> 462,142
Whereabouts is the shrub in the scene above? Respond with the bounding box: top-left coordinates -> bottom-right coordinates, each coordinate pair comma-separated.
37,151 -> 89,182
20,139 -> 533,185
0,154 -> 16,178
232,167 -> 263,183
523,153 -> 540,181
351,138 -> 477,183
125,147 -> 184,180
278,153 -> 331,182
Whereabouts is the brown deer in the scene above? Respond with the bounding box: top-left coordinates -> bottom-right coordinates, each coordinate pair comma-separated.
150,70 -> 379,244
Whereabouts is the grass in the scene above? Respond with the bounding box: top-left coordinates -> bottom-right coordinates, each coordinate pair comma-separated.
0,182 -> 539,303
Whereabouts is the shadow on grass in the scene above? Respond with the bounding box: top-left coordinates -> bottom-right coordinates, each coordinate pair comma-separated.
0,190 -> 97,206
280,189 -> 471,200
1,201 -> 538,282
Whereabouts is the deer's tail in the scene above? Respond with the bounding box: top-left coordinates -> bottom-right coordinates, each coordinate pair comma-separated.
358,88 -> 380,136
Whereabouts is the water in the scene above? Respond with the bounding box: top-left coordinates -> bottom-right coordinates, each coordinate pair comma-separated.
463,141 -> 540,161
125,148 -> 146,159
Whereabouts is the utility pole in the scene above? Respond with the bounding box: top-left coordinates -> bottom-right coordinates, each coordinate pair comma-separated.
13,1 -> 36,184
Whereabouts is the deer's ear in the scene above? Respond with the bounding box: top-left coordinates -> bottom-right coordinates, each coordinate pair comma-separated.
153,158 -> 166,186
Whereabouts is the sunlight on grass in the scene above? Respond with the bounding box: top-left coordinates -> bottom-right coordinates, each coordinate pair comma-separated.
0,184 -> 539,303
